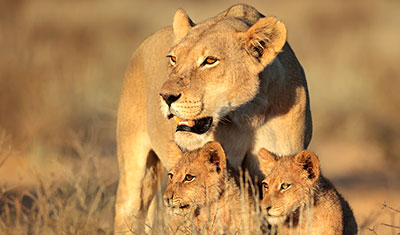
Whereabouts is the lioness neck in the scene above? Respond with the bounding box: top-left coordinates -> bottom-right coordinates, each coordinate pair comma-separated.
228,52 -> 308,157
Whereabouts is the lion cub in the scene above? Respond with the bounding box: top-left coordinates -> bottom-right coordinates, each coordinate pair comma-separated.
257,149 -> 357,235
164,141 -> 256,234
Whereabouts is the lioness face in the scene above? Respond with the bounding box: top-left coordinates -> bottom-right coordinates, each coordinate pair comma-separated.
160,12 -> 287,151
257,149 -> 320,225
163,141 -> 227,216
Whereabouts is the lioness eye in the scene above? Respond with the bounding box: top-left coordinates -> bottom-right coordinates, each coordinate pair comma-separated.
184,174 -> 195,182
202,56 -> 218,66
262,182 -> 269,190
168,173 -> 173,180
280,183 -> 291,190
167,55 -> 177,65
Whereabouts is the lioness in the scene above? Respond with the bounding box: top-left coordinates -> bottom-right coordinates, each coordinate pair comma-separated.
115,4 -> 312,233
257,149 -> 357,235
164,141 -> 256,234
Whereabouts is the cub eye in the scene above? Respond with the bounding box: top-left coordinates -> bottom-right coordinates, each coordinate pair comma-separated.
167,55 -> 177,65
262,182 -> 269,190
280,183 -> 291,190
167,172 -> 173,180
202,56 -> 218,66
184,174 -> 195,182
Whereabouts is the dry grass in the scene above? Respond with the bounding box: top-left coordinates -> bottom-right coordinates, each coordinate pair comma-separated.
0,0 -> 399,234
0,130 -> 117,234
148,172 -> 266,235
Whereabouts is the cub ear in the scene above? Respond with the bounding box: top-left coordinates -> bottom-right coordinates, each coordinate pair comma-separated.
242,17 -> 287,66
173,8 -> 195,41
295,150 -> 320,181
166,141 -> 184,169
257,148 -> 276,170
200,141 -> 226,173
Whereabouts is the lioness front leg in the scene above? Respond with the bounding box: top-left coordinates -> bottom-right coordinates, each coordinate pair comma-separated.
114,142 -> 164,234
114,135 -> 149,234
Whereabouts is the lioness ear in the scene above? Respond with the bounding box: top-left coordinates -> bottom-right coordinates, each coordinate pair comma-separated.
257,148 -> 276,170
200,141 -> 226,173
173,8 -> 195,41
295,150 -> 320,181
167,141 -> 184,169
242,17 -> 287,66
219,4 -> 262,25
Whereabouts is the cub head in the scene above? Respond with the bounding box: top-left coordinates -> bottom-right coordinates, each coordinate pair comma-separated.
257,149 -> 320,225
160,5 -> 287,150
163,141 -> 227,216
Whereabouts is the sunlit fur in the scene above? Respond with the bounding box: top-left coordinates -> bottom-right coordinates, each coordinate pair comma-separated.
164,141 -> 257,234
160,15 -> 289,152
115,4 -> 312,233
257,149 -> 358,235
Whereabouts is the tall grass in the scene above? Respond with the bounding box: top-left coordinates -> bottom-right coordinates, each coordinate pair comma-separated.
0,0 -> 399,234
0,134 -> 117,235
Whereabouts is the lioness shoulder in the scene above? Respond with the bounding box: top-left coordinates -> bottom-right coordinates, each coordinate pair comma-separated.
164,141 -> 257,234
257,149 -> 358,235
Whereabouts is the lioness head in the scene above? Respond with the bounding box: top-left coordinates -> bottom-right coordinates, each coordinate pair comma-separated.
257,149 -> 320,225
163,141 -> 228,216
160,5 -> 287,150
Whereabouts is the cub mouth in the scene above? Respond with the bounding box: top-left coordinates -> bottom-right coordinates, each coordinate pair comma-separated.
170,115 -> 213,135
169,204 -> 191,215
266,215 -> 287,225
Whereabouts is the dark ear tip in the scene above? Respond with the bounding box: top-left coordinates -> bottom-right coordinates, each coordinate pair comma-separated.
204,141 -> 225,153
296,150 -> 321,180
297,149 -> 312,158
301,150 -> 320,163
201,141 -> 226,168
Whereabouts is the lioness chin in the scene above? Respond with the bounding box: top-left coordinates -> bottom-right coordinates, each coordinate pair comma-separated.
115,4 -> 312,233
257,149 -> 358,235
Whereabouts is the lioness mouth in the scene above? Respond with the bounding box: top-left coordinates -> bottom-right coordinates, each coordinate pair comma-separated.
179,204 -> 190,210
172,116 -> 213,134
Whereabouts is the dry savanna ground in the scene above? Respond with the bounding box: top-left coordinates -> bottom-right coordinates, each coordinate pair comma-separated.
0,0 -> 399,234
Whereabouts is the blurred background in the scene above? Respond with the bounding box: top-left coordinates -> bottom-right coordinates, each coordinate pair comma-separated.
0,0 -> 399,234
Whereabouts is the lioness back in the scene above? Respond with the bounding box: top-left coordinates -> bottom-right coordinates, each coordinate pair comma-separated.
257,149 -> 357,235
163,141 -> 257,234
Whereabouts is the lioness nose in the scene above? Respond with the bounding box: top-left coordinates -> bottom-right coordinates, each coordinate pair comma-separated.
160,93 -> 181,106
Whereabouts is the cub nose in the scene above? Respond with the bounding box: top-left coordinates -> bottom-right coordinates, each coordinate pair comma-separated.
164,191 -> 174,206
163,197 -> 170,206
160,93 -> 181,106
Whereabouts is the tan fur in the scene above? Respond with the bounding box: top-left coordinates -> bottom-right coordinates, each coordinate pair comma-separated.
257,149 -> 358,235
164,141 -> 256,234
115,4 -> 312,233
